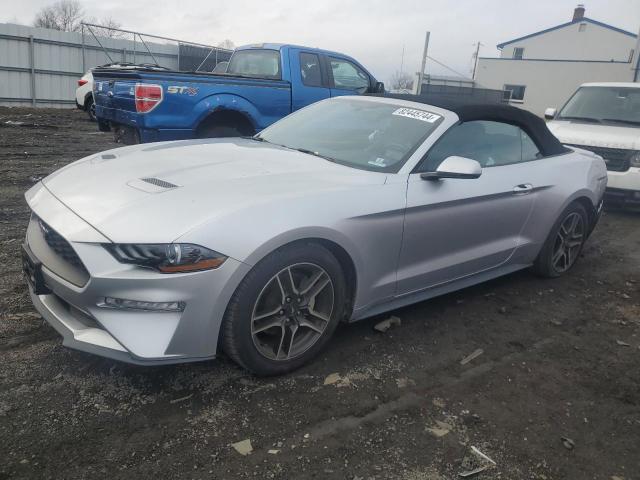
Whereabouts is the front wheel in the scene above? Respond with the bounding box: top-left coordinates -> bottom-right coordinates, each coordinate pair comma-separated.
533,202 -> 589,278
222,243 -> 346,375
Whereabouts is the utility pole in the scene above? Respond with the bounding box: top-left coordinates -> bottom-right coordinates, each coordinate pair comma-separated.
471,41 -> 483,81
633,25 -> 640,82
417,31 -> 430,95
400,44 -> 405,74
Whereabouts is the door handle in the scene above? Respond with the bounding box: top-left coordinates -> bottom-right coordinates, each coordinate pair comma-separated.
513,183 -> 533,194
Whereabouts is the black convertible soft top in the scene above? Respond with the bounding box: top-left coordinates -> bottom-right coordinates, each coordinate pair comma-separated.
370,94 -> 569,157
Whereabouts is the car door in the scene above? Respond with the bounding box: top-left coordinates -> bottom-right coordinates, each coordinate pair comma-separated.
327,56 -> 372,97
396,120 -> 539,295
289,50 -> 331,111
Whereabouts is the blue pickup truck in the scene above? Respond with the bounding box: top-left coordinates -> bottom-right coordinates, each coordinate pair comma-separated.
93,43 -> 384,144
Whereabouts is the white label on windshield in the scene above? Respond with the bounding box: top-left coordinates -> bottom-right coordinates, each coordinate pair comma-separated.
368,157 -> 387,167
392,108 -> 441,123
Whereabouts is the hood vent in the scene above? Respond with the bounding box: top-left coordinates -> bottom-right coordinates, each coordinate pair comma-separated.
140,177 -> 179,189
127,177 -> 181,193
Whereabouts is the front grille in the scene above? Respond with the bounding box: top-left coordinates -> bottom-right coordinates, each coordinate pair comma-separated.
28,214 -> 90,286
567,144 -> 631,172
37,217 -> 85,270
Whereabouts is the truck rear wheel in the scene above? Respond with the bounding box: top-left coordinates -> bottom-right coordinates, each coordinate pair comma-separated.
197,125 -> 243,138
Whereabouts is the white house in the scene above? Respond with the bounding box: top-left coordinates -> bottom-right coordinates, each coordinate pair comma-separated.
475,5 -> 640,116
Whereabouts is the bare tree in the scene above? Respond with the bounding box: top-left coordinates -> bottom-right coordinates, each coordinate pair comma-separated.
390,71 -> 414,91
34,2 -> 125,39
34,0 -> 84,32
33,5 -> 61,30
87,17 -> 125,38
217,39 -> 235,50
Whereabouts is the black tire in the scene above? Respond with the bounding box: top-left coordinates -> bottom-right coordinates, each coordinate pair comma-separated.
97,118 -> 110,132
532,201 -> 589,278
197,125 -> 241,138
222,242 -> 347,376
85,97 -> 96,122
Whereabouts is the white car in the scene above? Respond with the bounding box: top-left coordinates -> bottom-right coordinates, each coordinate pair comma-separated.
546,82 -> 640,208
75,70 -> 95,121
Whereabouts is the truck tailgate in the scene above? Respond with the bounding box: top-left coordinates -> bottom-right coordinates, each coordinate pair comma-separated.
94,78 -> 137,112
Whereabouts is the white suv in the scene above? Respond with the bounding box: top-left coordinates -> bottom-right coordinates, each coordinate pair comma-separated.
75,70 -> 95,121
546,82 -> 640,208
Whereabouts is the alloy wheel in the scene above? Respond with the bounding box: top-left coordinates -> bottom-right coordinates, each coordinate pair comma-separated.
251,263 -> 335,361
551,212 -> 584,273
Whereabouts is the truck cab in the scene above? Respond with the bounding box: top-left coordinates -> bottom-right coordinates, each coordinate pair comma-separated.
546,82 -> 640,208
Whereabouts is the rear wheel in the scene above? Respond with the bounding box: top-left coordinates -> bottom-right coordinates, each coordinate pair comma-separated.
85,97 -> 96,122
533,202 -> 589,278
197,125 -> 242,138
222,243 -> 346,375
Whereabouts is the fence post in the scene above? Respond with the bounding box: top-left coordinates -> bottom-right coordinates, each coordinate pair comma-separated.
81,24 -> 86,73
29,35 -> 36,107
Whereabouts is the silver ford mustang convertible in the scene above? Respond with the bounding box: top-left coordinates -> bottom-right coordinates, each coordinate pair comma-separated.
23,95 -> 607,375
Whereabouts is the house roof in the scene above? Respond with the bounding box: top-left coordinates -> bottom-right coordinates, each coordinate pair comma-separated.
497,17 -> 637,49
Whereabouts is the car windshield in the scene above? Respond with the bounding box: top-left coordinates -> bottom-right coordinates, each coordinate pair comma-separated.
257,98 -> 444,172
558,86 -> 640,125
226,50 -> 281,79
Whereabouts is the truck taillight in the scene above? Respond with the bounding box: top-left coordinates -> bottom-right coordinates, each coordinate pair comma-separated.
77,79 -> 88,86
135,84 -> 163,113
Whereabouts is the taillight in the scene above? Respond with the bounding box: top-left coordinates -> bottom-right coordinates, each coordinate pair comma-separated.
135,84 -> 163,113
77,79 -> 88,86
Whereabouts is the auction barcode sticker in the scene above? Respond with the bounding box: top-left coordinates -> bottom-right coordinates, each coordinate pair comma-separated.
392,108 -> 441,123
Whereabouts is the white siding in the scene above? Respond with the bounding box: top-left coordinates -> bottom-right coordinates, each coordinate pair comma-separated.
475,58 -> 636,116
500,21 -> 636,61
0,23 -> 184,107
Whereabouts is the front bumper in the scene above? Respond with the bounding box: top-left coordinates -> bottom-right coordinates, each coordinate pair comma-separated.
605,167 -> 640,207
24,183 -> 250,365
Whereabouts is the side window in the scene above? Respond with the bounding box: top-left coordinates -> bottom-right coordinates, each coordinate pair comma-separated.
329,57 -> 370,91
521,130 -> 542,161
419,120 -> 541,171
299,52 -> 323,87
504,84 -> 526,102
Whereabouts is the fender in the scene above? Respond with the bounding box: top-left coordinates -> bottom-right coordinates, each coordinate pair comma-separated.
192,93 -> 261,131
242,226 -> 364,272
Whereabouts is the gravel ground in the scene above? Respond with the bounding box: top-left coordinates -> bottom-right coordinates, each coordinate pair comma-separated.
0,107 -> 639,480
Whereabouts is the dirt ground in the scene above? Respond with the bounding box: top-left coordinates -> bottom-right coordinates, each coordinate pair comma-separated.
0,107 -> 639,480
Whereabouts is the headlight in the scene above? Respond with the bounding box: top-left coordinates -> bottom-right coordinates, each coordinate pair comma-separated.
103,243 -> 227,273
630,151 -> 640,168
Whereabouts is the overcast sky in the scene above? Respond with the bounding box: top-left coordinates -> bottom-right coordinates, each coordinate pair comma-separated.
3,0 -> 639,83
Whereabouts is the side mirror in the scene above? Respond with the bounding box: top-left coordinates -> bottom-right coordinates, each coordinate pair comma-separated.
372,81 -> 385,93
544,107 -> 557,120
420,156 -> 482,181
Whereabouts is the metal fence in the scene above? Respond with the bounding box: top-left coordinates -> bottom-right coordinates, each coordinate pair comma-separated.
0,23 -> 230,108
419,84 -> 507,104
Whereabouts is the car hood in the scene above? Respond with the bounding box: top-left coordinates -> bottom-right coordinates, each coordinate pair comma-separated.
42,138 -> 386,243
547,120 -> 640,150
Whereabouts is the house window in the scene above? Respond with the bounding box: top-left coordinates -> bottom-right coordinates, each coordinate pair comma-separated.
512,47 -> 524,60
578,23 -> 587,32
504,84 -> 526,102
